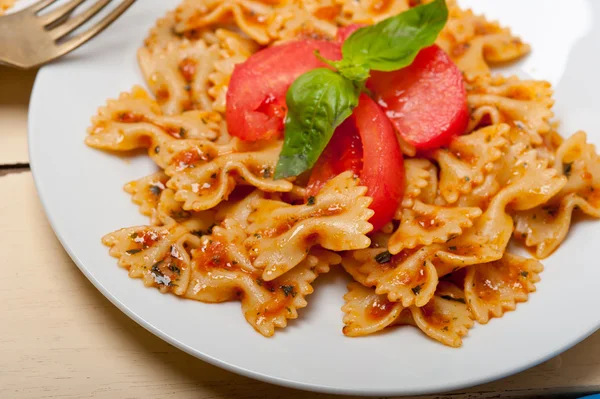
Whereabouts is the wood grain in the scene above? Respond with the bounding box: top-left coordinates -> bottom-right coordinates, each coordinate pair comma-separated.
0,172 -> 599,399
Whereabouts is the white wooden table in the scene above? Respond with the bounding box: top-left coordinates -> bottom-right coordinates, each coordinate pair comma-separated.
1,64 -> 600,399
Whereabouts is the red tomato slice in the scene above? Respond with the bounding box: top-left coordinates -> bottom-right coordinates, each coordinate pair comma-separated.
308,94 -> 404,231
306,118 -> 363,197
368,45 -> 469,150
226,40 -> 342,141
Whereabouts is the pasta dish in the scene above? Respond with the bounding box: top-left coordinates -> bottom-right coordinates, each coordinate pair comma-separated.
85,0 -> 600,348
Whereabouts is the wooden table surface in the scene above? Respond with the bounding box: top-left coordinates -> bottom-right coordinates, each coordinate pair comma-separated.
1,64 -> 600,399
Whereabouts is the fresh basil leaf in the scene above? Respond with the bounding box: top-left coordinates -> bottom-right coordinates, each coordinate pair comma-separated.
274,68 -> 359,179
341,0 -> 448,73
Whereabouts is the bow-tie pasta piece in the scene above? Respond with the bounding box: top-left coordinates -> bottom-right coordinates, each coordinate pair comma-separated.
389,200 -> 482,254
515,193 -> 600,258
246,171 -> 374,281
184,217 -> 262,303
452,127 -> 551,209
407,281 -> 474,347
353,246 -> 440,307
208,29 -> 260,113
142,10 -> 219,52
174,0 -> 352,45
188,229 -> 340,336
434,124 -> 509,203
124,172 -> 170,224
514,132 -> 600,257
85,87 -> 221,168
102,225 -> 199,295
335,0 -> 411,26
555,132 -> 600,198
467,75 -> 554,145
342,282 -> 405,337
269,6 -> 339,43
138,39 -> 219,115
243,249 -> 341,336
436,1 -> 530,77
464,253 -> 542,324
502,149 -> 567,211
443,152 -> 565,272
175,0 -> 275,44
341,281 -> 473,347
166,139 -> 293,211
399,159 -> 439,210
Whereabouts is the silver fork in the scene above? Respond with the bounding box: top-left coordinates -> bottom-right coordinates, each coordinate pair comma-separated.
0,0 -> 136,69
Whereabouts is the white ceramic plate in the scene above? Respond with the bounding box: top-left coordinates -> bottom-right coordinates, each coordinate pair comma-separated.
29,0 -> 600,396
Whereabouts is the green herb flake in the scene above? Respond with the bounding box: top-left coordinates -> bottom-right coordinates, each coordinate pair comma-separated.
411,285 -> 422,295
151,261 -> 164,277
179,128 -> 186,138
375,250 -> 393,264
520,271 -> 529,277
126,249 -> 141,255
149,185 -> 162,196
281,285 -> 297,297
154,146 -> 160,154
191,224 -> 216,237
448,246 -> 457,251
168,264 -> 181,275
307,196 -> 316,205
262,167 -> 272,178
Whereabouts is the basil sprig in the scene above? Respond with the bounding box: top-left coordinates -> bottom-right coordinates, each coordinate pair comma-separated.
274,0 -> 448,179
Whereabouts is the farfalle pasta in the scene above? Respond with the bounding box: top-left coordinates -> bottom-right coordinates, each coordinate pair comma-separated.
342,281 -> 473,347
86,0 -> 599,345
514,132 -> 600,257
464,253 -> 543,324
246,171 -> 373,281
